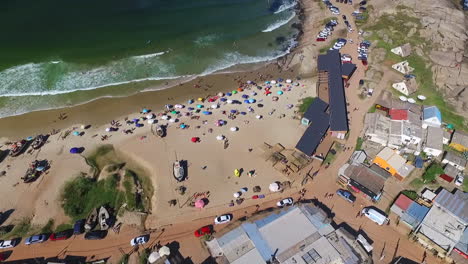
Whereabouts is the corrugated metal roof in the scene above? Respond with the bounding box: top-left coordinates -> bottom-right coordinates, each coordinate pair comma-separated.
303,98 -> 328,121
455,228 -> 468,255
394,194 -> 413,211
423,106 -> 442,122
434,189 -> 468,224
401,202 -> 430,228
295,113 -> 330,156
389,109 -> 408,120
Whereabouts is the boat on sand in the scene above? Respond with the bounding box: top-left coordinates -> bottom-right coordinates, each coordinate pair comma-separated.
85,208 -> 98,231
31,134 -> 47,149
9,140 -> 28,157
156,125 -> 164,137
173,160 -> 185,182
99,206 -> 110,230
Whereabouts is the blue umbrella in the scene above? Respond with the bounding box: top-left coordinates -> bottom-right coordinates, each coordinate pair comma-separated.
132,118 -> 139,122
202,111 -> 212,115
142,108 -> 149,113
73,131 -> 80,136
220,97 -> 227,102
278,78 -> 284,82
242,94 -> 249,99
244,99 -> 250,104
230,110 -> 237,113
196,104 -> 204,109
240,112 -> 247,115
188,99 -> 194,104
188,107 -> 195,111
248,98 -> 256,103
226,92 -> 232,96
69,147 -> 83,154
136,123 -> 144,127
26,136 -> 34,141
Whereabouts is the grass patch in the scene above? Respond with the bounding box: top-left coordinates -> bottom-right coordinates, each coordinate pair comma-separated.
119,254 -> 129,264
463,178 -> 468,192
55,223 -> 73,232
367,105 -> 376,113
319,38 -> 338,54
61,174 -> 125,220
401,190 -> 418,200
139,248 -> 150,264
355,137 -> 364,151
7,218 -> 32,238
86,145 -> 119,176
40,219 -> 55,234
422,163 -> 444,182
322,17 -> 338,25
298,97 -> 315,113
355,5 -> 373,26
324,143 -> 342,164
409,178 -> 425,190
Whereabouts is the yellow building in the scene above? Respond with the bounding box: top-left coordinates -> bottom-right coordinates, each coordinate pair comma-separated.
373,147 -> 414,181
449,131 -> 468,152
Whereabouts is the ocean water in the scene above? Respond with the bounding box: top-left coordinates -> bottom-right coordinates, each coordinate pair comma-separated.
0,0 -> 299,117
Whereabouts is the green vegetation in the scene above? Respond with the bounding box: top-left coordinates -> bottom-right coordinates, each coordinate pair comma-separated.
7,218 -> 32,238
40,219 -> 55,234
86,145 -> 118,176
355,5 -> 373,26
55,223 -> 73,232
402,190 -> 419,200
463,178 -> 468,192
355,137 -> 364,151
409,178 -> 425,190
139,249 -> 150,264
322,17 -> 338,25
324,143 -> 342,164
298,97 -> 315,113
319,38 -> 339,54
61,174 -> 125,220
119,254 -> 129,264
422,163 -> 444,182
367,105 -> 376,113
123,170 -> 144,211
365,12 -> 467,131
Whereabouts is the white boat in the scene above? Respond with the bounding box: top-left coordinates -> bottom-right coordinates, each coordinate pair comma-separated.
173,160 -> 185,182
417,95 -> 427,101
407,98 -> 416,104
99,206 -> 110,230
399,96 -> 408,102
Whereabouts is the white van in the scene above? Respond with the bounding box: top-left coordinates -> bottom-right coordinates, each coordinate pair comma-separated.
361,208 -> 388,225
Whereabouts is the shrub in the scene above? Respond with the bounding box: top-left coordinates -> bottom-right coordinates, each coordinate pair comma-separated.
422,163 -> 444,182
298,97 -> 315,113
41,219 -> 55,234
402,190 -> 418,200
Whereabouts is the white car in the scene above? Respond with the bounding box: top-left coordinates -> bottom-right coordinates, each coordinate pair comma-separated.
455,175 -> 464,186
214,214 -> 233,224
130,234 -> 149,246
276,198 -> 294,207
0,239 -> 18,249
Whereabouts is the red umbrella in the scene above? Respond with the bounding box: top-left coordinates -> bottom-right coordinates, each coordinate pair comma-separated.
195,199 -> 205,208
191,137 -> 199,143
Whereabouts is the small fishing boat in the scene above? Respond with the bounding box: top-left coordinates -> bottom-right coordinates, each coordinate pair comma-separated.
85,208 -> 98,231
173,160 -> 185,182
9,140 -> 28,157
31,134 -> 47,149
156,125 -> 164,138
99,206 -> 110,230
21,160 -> 48,183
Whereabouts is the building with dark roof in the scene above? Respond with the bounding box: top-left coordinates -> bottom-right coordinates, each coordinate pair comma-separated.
338,163 -> 390,201
296,98 -> 330,156
317,50 -> 354,139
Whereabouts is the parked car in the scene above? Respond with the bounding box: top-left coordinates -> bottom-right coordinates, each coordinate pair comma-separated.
0,239 -> 18,249
362,208 -> 388,225
25,234 -> 47,245
336,189 -> 356,203
73,219 -> 85,235
455,175 -> 464,186
276,198 -> 294,207
194,225 -> 213,237
0,250 -> 12,261
130,234 -> 149,246
49,230 -> 73,241
214,214 -> 233,224
84,230 -> 108,240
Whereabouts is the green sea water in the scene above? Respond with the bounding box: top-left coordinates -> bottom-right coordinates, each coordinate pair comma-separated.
0,0 -> 299,117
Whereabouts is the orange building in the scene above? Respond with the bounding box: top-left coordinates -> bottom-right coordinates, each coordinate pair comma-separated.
373,147 -> 414,181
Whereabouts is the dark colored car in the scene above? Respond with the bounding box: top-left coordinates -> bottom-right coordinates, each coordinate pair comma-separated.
194,225 -> 213,237
84,230 -> 108,240
336,189 -> 356,203
73,219 -> 85,235
50,230 -> 73,241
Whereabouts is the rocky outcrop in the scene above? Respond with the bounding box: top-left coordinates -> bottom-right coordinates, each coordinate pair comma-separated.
371,0 -> 468,116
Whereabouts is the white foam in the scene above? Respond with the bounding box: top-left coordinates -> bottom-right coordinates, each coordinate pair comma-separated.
274,0 -> 297,14
262,12 -> 296,33
132,51 -> 168,59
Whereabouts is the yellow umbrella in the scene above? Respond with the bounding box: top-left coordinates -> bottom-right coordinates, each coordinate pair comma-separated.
234,169 -> 240,177
197,97 -> 204,102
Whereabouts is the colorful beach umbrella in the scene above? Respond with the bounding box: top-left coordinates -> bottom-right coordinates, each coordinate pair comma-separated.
195,199 -> 205,208
220,97 -> 227,102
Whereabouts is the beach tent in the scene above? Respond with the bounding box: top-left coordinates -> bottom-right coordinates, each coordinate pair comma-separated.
159,246 -> 170,256
251,92 -> 257,96
218,92 -> 224,96
148,251 -> 161,263
220,98 -> 227,102
196,104 -> 204,109
244,99 -> 250,104
240,112 -> 246,115
226,92 -> 232,96
142,108 -> 150,113
277,91 -> 283,95
286,79 -> 292,83
247,80 -> 253,84
232,90 -> 237,94
195,199 -> 205,208
227,99 -> 233,104
180,123 -> 186,128
146,114 -> 154,119
136,123 -> 144,127
191,137 -> 199,143
237,88 -> 243,92
188,99 -> 194,104
169,118 -> 177,123
188,107 -> 195,111
230,110 -> 237,114
171,110 -> 178,114
269,182 -> 280,192
271,80 -> 277,84
248,98 -> 256,103
175,104 -> 184,109
198,97 -> 204,102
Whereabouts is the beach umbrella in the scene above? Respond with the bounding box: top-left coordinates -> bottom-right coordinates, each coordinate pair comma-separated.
220,97 -> 227,102
202,111 -> 212,115
105,128 -> 111,132
277,91 -> 283,95
294,82 -> 300,86
196,104 -> 203,109
278,78 -> 284,82
180,123 -> 186,129
408,98 -> 416,104
234,169 -> 240,177
232,90 -> 237,94
69,147 -> 82,154
195,199 -> 205,209
73,131 -> 80,136
198,97 -> 204,102
271,80 -> 277,84
265,81 -> 270,84
256,115 -> 263,119
272,96 -> 279,101
240,112 -> 246,115
251,92 -> 257,96
237,88 -> 243,92
230,127 -> 238,132
81,125 -> 86,129
146,114 -> 154,119
161,115 -> 169,120
171,110 -> 178,114
216,135 -> 225,141
240,187 -> 248,193
269,182 -> 280,192
148,119 -> 155,124
233,192 -> 241,198
226,92 -> 232,96
136,123 -> 144,127
247,80 -> 253,84
188,99 -> 194,104
169,118 -> 176,123
244,99 -> 250,104
286,79 -> 292,83
230,110 -> 237,114
417,95 -> 427,100
142,108 -> 149,113
158,246 -> 170,257
218,92 -> 224,97
191,137 -> 199,143
175,104 -> 184,109
148,252 -> 161,263
242,94 -> 249,99
248,98 -> 256,103
211,104 -> 219,109
227,100 -> 233,104
187,107 -> 195,111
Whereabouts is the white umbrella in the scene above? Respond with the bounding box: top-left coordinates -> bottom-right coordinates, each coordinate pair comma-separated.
148,119 -> 155,124
148,252 -> 161,263
251,92 -> 257,96
218,92 -> 224,97
161,115 -> 169,120
399,96 -> 407,102
216,135 -> 225,141
233,192 -> 241,198
211,104 -> 219,109
105,127 -> 111,132
230,127 -> 238,132
169,118 -> 176,123
80,125 -> 86,129
146,114 -> 154,119
227,99 -> 233,104
407,98 -> 416,104
286,79 -> 292,83
175,104 -> 184,109
417,95 -> 427,100
159,246 -> 170,256
271,80 -> 277,84
269,182 -> 280,192
256,115 -> 263,119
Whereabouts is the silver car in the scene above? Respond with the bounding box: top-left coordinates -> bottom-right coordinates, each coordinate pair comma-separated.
25,234 -> 47,245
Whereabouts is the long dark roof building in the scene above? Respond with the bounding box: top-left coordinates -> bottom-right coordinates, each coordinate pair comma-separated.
318,50 -> 350,132
296,98 -> 330,156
